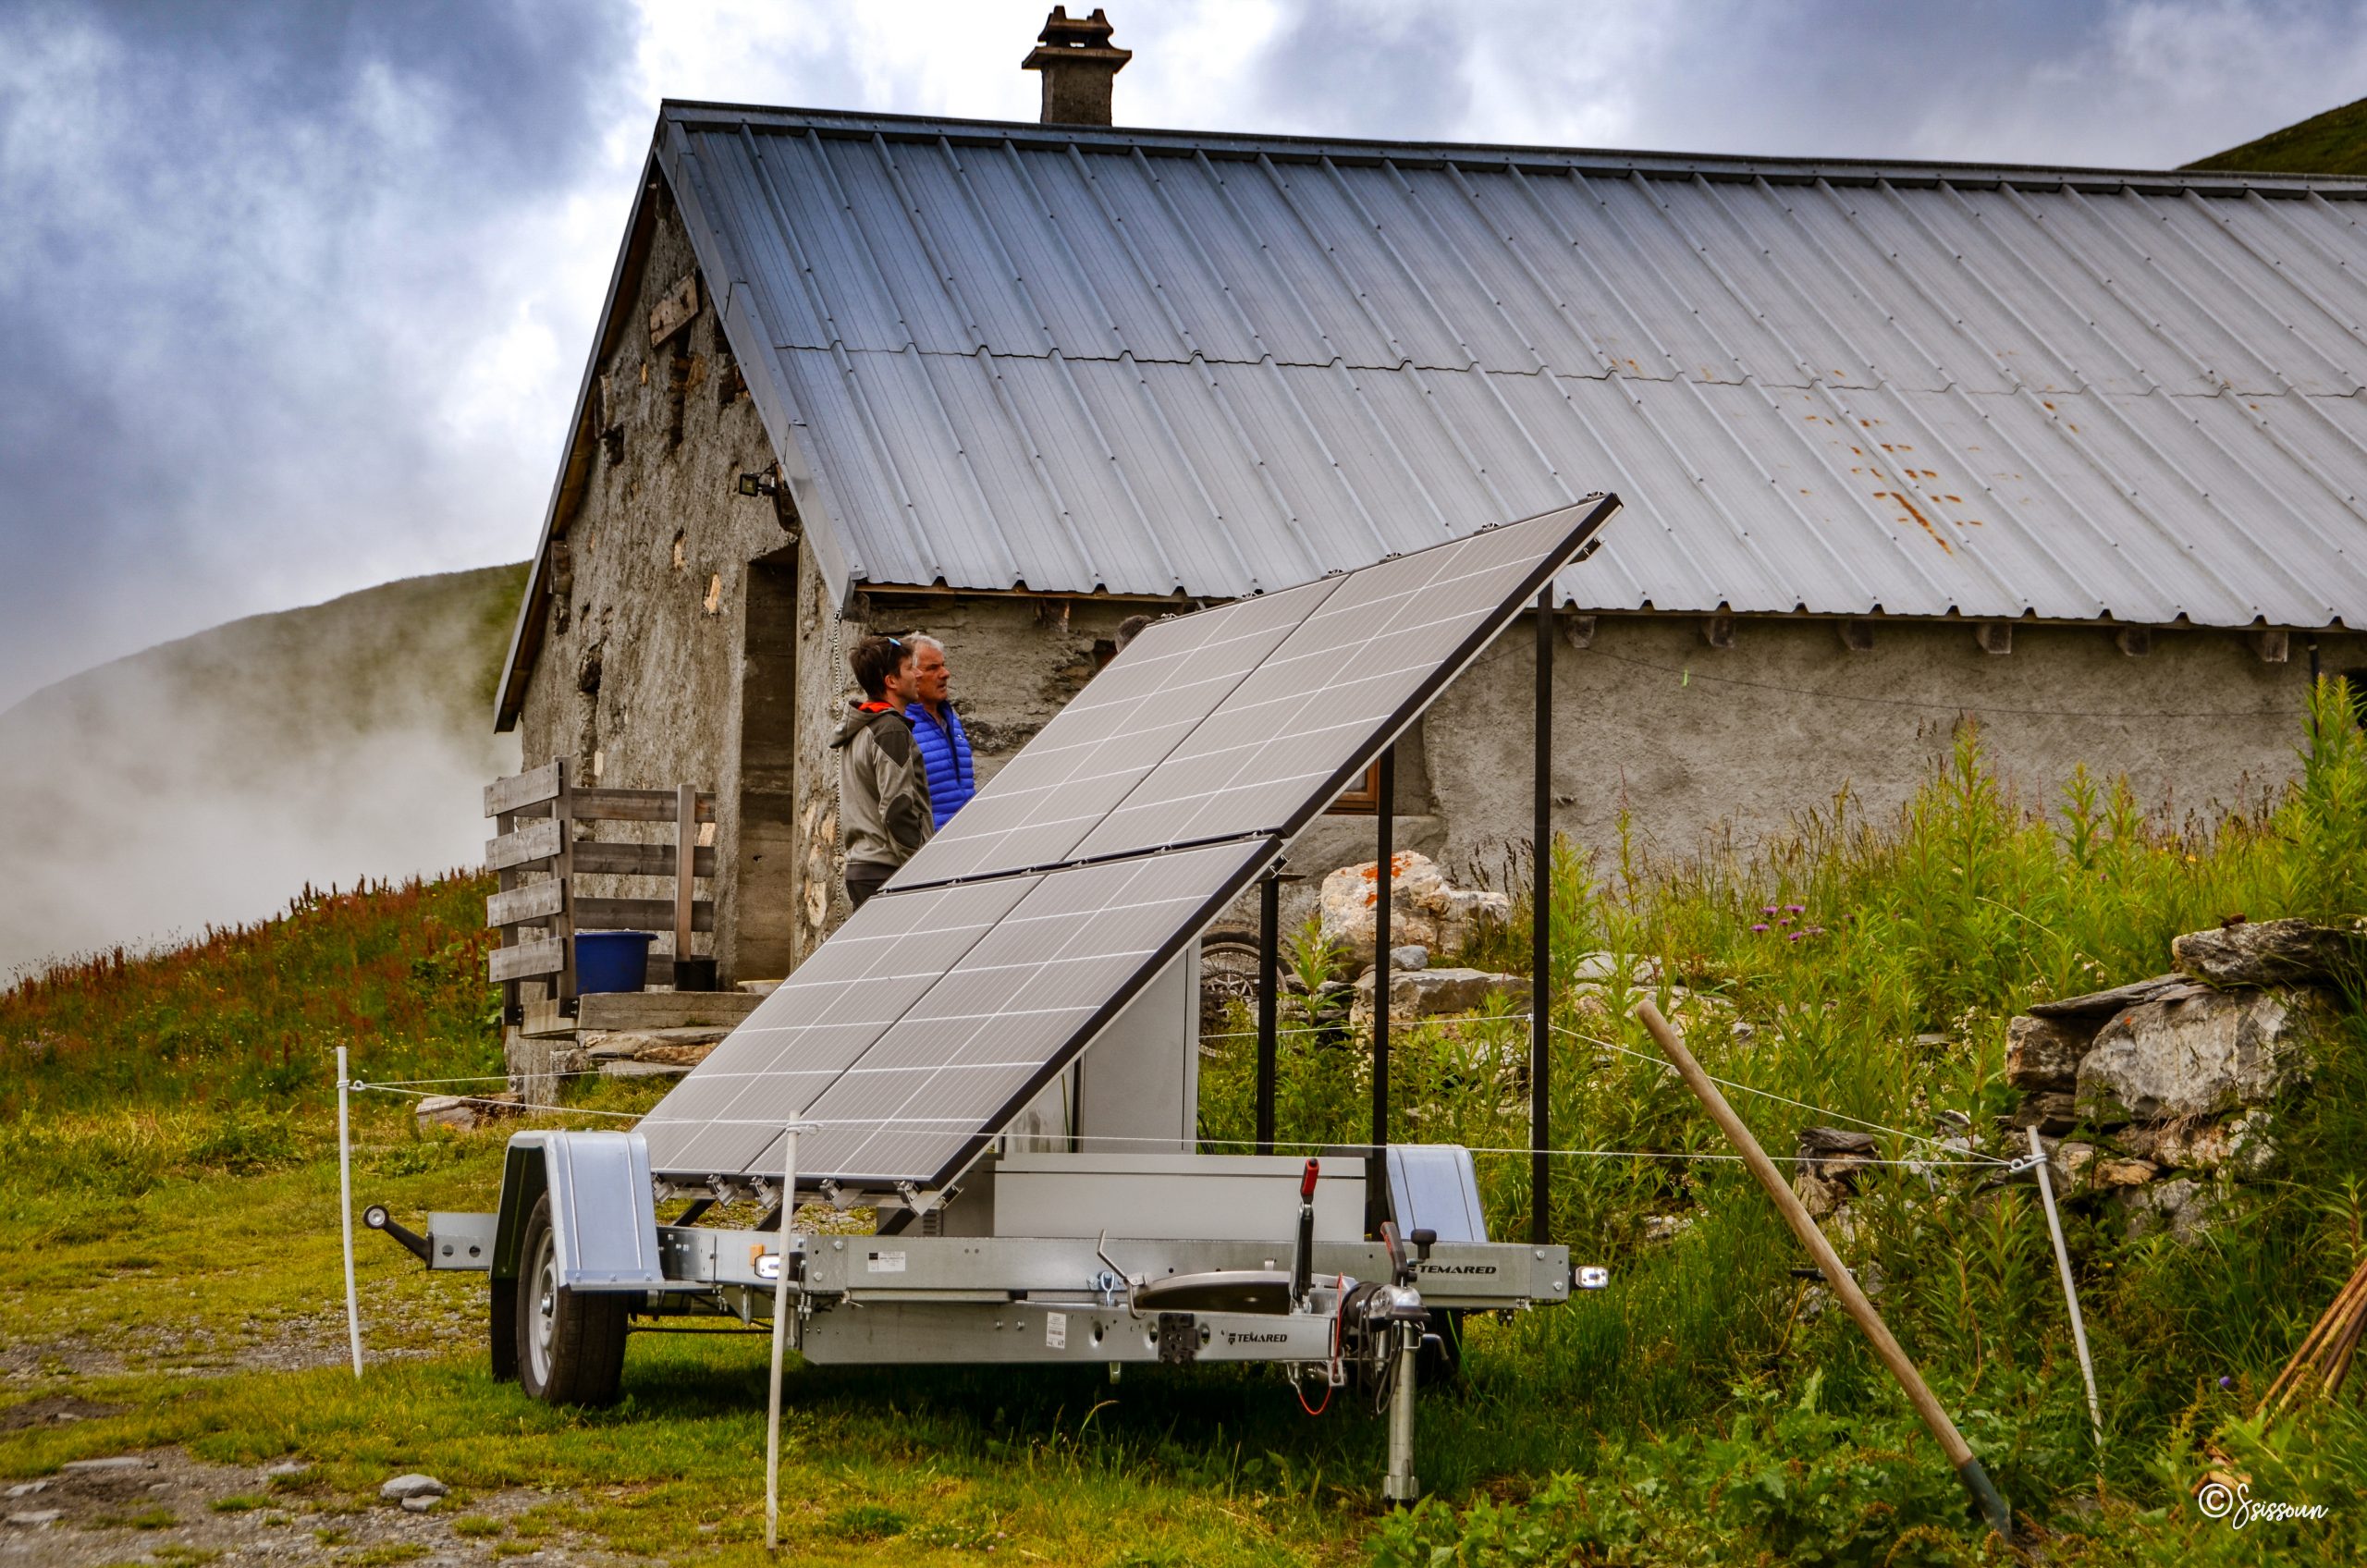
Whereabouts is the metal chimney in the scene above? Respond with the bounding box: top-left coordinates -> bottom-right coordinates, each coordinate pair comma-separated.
1022,6 -> 1131,126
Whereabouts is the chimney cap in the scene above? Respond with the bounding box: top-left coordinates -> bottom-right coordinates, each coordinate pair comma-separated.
1023,6 -> 1131,126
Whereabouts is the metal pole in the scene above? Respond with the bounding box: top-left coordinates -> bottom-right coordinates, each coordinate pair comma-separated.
336,1046 -> 362,1379
2029,1127 -> 2103,1457
766,1121 -> 815,1553
1531,584 -> 1552,1246
1256,869 -> 1281,1156
1636,1001 -> 2011,1541
1369,747 -> 1394,1238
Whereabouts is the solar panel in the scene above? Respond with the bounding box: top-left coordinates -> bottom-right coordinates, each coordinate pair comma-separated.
885,496 -> 1618,889
640,839 -> 1273,1185
877,575 -> 1343,888
637,494 -> 1622,1190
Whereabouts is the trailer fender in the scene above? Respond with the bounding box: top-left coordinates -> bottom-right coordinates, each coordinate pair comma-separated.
491,1130 -> 666,1292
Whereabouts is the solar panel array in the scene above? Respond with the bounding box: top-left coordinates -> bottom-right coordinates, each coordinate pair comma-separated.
637,496 -> 1620,1188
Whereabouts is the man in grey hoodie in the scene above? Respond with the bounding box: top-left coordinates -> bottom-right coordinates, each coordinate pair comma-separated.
831,635 -> 933,910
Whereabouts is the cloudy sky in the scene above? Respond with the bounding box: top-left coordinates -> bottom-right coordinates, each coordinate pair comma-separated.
4,0 -> 2365,714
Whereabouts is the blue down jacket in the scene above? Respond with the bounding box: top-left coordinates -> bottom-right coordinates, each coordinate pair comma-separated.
904,700 -> 975,828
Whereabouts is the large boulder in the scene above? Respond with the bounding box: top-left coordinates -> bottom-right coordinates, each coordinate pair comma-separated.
2171,918 -> 2363,988
2075,988 -> 2322,1124
2005,1013 -> 2095,1093
1351,965 -> 1526,1023
1318,851 -> 1509,971
2028,974 -> 2203,1020
2109,1109 -> 2277,1176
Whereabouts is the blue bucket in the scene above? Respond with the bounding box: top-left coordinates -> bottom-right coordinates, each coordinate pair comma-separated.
574,930 -> 656,994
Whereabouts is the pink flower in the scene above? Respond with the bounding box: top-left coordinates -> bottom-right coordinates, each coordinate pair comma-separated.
1750,923 -> 1770,933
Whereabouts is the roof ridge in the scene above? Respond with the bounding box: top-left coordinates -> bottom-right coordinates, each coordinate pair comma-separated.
656,99 -> 2367,195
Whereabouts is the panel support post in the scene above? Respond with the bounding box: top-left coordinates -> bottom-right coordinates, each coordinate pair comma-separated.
1256,867 -> 1281,1156
1637,1001 -> 2012,1542
1368,746 -> 1395,1239
766,1121 -> 816,1554
1532,584 -> 1552,1246
336,1045 -> 362,1379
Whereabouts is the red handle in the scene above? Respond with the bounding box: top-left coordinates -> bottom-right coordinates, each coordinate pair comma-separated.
1300,1158 -> 1320,1200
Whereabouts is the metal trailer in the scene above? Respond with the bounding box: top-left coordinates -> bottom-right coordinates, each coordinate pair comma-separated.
365,497 -> 1623,1504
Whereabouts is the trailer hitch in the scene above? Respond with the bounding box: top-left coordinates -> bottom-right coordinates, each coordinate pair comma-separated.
362,1204 -> 430,1264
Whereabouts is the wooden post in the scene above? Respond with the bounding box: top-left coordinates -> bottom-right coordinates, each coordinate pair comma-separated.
495,807 -> 520,1023
554,758 -> 577,1007
1634,1000 -> 2013,1540
675,782 -> 698,980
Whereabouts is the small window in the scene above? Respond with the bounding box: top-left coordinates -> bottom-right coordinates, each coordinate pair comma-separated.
1327,761 -> 1383,815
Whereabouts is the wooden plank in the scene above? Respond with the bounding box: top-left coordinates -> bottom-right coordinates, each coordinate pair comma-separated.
485,815 -> 563,871
520,998 -> 578,1038
571,840 -> 717,877
488,879 -> 567,928
484,761 -> 562,817
577,989 -> 763,1033
563,788 -> 717,823
648,271 -> 699,347
575,896 -> 715,933
490,936 -> 568,982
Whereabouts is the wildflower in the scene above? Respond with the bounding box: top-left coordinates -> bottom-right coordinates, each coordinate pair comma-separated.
1805,926 -> 1826,937
1762,905 -> 1779,915
1788,932 -> 1802,942
1750,923 -> 1770,933
2218,1375 -> 2233,1390
1784,903 -> 1806,914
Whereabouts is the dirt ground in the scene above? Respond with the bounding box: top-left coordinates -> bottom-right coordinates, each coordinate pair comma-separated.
1,1446 -> 639,1567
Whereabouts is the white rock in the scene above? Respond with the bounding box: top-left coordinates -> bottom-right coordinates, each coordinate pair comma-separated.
413,1095 -> 477,1131
2077,988 -> 2323,1123
6,1511 -> 61,1527
1351,966 -> 1526,1022
3,1484 -> 46,1499
401,1495 -> 438,1513
1570,950 -> 1661,985
1318,852 -> 1509,970
379,1474 -> 448,1501
263,1461 -> 311,1479
61,1457 -> 151,1474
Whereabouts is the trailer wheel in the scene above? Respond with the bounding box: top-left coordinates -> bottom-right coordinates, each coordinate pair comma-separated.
515,1194 -> 628,1405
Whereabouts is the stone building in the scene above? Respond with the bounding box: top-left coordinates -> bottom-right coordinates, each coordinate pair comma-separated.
495,12 -> 2367,986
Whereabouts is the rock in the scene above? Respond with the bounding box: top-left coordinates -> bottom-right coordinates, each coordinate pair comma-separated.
2172,918 -> 2362,987
737,978 -> 783,996
402,1495 -> 438,1513
2121,1175 -> 2214,1243
1570,950 -> 1661,986
1641,1214 -> 1694,1243
600,1060 -> 695,1078
1387,944 -> 1429,973
61,1457 -> 152,1474
1351,966 -> 1526,1022
1792,1127 -> 1878,1218
2077,988 -> 2322,1124
3,1484 -> 46,1500
581,1026 -> 732,1060
263,1462 -> 311,1479
379,1474 -> 448,1502
6,1511 -> 61,1527
2053,1140 -> 2098,1194
2114,1111 -> 2276,1176
2092,1158 -> 2159,1188
2006,1014 -> 2096,1093
414,1092 -> 519,1133
2029,974 -> 2204,1020
1318,852 -> 1510,970
2007,1091 -> 2079,1135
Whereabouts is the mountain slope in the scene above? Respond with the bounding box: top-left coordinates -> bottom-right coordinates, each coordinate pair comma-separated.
0,563 -> 526,978
2189,93 -> 2367,176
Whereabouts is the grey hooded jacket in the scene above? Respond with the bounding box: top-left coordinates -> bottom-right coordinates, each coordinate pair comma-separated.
831,702 -> 934,871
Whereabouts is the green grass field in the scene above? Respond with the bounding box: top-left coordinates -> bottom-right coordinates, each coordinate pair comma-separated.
6,691 -> 2367,1563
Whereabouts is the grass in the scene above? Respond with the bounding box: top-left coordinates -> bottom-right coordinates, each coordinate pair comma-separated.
2190,94 -> 2367,177
6,685 -> 2367,1562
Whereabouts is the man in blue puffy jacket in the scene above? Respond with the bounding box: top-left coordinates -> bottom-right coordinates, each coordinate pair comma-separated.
903,634 -> 975,829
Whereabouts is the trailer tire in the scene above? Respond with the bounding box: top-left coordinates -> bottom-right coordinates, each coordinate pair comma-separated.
515,1194 -> 628,1406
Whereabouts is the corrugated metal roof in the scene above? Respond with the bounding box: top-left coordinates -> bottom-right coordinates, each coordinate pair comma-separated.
655,104 -> 2367,628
